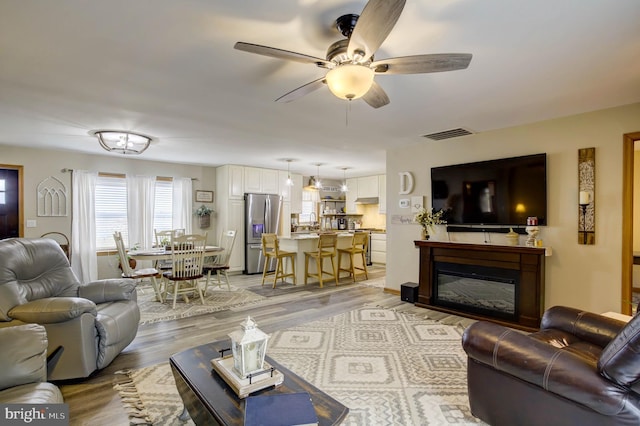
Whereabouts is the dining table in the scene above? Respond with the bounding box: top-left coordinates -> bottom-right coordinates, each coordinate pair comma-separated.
127,245 -> 222,262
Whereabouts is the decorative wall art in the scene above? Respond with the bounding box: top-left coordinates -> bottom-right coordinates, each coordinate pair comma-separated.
398,171 -> 414,194
578,147 -> 595,245
195,190 -> 214,203
37,176 -> 68,217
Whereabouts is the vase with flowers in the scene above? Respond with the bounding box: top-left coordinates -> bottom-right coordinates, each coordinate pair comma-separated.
414,208 -> 446,240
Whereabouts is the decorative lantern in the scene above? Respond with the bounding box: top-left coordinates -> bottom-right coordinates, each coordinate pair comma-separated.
228,316 -> 270,378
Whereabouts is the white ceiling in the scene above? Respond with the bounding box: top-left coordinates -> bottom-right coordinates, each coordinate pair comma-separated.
0,0 -> 639,179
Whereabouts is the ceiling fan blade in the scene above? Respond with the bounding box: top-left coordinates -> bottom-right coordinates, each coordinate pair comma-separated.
348,0 -> 406,62
371,53 -> 472,75
234,42 -> 333,69
362,81 -> 390,109
275,77 -> 326,103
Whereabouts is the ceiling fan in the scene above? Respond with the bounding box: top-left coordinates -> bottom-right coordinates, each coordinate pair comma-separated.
234,0 -> 472,108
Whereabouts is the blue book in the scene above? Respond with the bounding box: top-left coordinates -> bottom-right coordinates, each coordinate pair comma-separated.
244,392 -> 318,426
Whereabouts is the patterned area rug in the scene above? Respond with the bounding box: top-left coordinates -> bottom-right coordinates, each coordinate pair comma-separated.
136,284 -> 266,325
115,307 -> 484,425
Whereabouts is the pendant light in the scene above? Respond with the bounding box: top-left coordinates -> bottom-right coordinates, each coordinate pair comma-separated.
340,167 -> 349,192
285,159 -> 294,186
314,163 -> 323,190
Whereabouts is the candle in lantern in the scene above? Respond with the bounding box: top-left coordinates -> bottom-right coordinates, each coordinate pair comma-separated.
579,191 -> 591,205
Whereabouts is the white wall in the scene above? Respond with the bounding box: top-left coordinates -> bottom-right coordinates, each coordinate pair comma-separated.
0,145 -> 217,279
386,102 -> 640,314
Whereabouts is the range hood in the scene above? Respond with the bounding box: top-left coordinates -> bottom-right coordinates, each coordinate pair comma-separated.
355,197 -> 379,205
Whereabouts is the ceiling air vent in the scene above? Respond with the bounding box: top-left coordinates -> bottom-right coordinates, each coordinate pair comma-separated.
422,128 -> 474,141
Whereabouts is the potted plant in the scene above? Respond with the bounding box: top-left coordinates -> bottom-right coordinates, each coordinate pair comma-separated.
414,208 -> 446,240
195,204 -> 213,229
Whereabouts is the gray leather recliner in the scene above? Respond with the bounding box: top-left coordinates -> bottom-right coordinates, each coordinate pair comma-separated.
0,323 -> 63,403
0,238 -> 140,380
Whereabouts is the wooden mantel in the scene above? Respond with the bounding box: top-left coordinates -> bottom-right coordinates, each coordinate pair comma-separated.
414,240 -> 546,331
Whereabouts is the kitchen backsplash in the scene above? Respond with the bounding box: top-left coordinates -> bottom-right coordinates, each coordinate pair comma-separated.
357,204 -> 386,230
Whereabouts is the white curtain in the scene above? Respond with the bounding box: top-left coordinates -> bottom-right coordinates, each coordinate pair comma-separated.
172,177 -> 193,233
127,175 -> 156,249
71,170 -> 97,283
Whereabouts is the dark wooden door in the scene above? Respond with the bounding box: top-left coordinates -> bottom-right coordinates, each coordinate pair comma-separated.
0,168 -> 20,239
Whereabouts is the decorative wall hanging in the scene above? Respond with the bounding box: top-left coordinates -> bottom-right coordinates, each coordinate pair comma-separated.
37,176 -> 68,217
578,147 -> 595,245
398,172 -> 414,195
195,190 -> 214,203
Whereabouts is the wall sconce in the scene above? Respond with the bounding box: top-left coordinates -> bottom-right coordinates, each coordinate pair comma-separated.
579,191 -> 592,244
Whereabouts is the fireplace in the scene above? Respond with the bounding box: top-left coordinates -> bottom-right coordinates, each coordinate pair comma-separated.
414,240 -> 546,330
433,262 -> 519,321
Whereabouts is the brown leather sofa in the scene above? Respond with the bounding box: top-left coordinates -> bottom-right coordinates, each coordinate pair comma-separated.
462,306 -> 640,426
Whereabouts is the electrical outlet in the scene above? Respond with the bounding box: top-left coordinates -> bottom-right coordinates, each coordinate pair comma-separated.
26,220 -> 37,228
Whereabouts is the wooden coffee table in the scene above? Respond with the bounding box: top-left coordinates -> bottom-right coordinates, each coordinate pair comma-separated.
170,340 -> 349,425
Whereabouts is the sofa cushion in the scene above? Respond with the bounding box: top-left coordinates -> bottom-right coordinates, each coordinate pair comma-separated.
598,313 -> 640,390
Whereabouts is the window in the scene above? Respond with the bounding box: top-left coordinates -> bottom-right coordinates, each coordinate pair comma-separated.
153,179 -> 173,233
95,175 -> 128,249
299,189 -> 319,223
95,175 -> 174,250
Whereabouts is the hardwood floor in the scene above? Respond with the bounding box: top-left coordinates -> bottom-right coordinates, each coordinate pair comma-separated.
60,267 -> 419,425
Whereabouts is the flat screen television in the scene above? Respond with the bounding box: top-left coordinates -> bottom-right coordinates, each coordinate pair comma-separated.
431,153 -> 547,226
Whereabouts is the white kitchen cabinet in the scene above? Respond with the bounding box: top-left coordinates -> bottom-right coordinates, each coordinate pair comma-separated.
370,232 -> 386,265
216,165 -> 244,200
357,175 -> 379,198
216,165 -> 246,272
378,174 -> 386,214
345,178 -> 358,213
227,199 -> 245,271
244,167 -> 279,194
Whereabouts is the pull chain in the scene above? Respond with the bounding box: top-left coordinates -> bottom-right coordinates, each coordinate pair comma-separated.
345,100 -> 352,127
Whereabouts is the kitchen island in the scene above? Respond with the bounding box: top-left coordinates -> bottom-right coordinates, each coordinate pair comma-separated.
279,233 -> 365,285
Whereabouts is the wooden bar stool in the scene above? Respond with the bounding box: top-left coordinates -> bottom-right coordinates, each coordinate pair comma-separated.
261,233 -> 296,288
304,233 -> 338,288
337,232 -> 369,282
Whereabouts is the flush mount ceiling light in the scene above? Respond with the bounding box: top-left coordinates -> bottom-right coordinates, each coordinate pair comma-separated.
91,130 -> 152,155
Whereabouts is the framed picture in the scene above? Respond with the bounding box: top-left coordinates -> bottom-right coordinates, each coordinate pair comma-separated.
195,190 -> 214,203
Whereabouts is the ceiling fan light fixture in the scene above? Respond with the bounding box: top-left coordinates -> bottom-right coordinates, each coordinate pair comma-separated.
92,130 -> 152,155
325,64 -> 374,100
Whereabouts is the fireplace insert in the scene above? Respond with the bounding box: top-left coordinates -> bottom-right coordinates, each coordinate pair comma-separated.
433,262 -> 519,320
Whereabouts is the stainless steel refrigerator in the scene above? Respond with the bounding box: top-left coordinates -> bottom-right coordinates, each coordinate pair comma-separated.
244,193 -> 282,274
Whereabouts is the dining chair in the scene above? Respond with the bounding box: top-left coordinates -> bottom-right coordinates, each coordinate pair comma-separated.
162,233 -> 207,309
113,231 -> 164,302
304,233 -> 338,288
261,233 -> 296,288
337,232 -> 369,282
202,230 -> 237,293
154,229 -> 174,270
